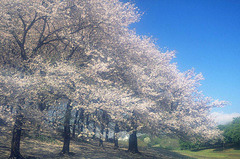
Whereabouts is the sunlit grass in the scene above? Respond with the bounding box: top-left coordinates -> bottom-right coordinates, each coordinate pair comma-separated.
175,148 -> 240,159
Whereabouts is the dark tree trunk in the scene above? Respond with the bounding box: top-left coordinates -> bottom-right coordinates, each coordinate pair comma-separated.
92,109 -> 97,139
114,122 -> 119,149
128,130 -> 139,153
114,133 -> 119,149
105,127 -> 109,142
86,113 -> 89,129
61,99 -> 72,155
9,112 -> 24,159
72,109 -> 79,138
99,123 -> 104,147
92,120 -> 96,139
77,118 -> 80,135
9,99 -> 25,159
77,108 -> 84,133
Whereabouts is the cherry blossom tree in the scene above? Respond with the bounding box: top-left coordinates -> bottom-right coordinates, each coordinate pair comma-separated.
101,27 -> 228,152
0,0 -> 229,157
0,0 -> 140,157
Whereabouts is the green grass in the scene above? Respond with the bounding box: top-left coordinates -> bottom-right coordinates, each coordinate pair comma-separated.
175,148 -> 240,159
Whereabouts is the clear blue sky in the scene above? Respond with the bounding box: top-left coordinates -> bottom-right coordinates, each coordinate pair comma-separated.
123,0 -> 240,115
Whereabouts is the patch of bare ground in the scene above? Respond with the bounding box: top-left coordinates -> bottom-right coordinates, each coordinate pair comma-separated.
0,128 -> 192,159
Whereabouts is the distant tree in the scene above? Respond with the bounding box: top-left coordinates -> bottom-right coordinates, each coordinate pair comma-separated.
218,117 -> 240,147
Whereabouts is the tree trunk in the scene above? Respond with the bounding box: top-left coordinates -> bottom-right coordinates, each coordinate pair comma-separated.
61,99 -> 72,154
9,113 -> 24,159
105,127 -> 109,142
77,108 -> 84,133
128,130 -> 139,153
92,109 -> 97,139
92,120 -> 96,139
114,132 -> 119,149
99,123 -> 104,147
86,113 -> 89,129
114,122 -> 119,149
72,109 -> 79,138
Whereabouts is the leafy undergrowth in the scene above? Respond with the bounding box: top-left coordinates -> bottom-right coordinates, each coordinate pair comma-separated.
0,131 -> 191,159
174,148 -> 240,159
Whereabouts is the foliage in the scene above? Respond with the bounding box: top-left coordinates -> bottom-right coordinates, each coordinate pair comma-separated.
179,137 -> 224,151
218,117 -> 240,147
179,139 -> 203,150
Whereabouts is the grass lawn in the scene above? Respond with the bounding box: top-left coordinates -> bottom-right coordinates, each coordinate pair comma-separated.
174,148 -> 240,159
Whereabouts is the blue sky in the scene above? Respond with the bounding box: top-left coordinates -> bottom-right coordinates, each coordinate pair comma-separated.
123,0 -> 240,121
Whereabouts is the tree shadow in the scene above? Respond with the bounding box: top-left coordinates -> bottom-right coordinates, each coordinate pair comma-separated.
148,147 -> 194,159
234,146 -> 240,150
213,145 -> 240,151
1,135 -> 197,159
213,147 -> 225,152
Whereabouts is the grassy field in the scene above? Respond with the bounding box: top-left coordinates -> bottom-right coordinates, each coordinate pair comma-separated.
175,148 -> 240,159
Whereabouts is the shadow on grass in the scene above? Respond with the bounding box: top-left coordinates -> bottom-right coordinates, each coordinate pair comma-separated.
213,145 -> 240,151
0,134 -> 196,159
213,147 -> 226,152
234,146 -> 240,150
150,147 -> 195,159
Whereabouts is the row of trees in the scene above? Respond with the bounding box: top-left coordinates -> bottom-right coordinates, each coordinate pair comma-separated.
0,0 -> 227,158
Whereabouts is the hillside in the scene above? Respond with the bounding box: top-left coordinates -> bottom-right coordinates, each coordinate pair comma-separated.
0,127 -> 192,159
